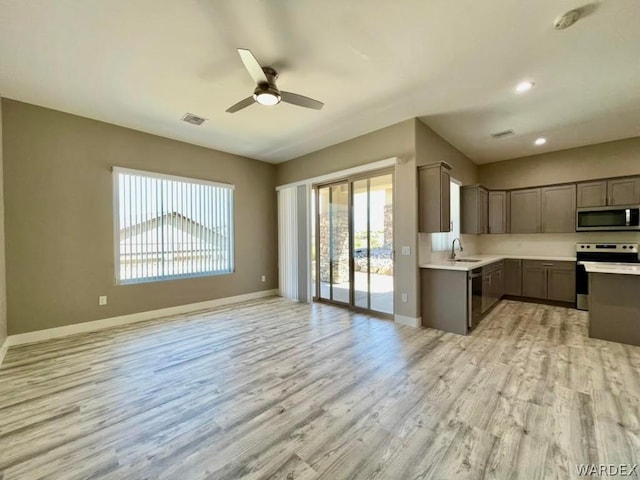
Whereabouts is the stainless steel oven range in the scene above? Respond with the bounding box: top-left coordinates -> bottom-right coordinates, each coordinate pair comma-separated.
576,242 -> 639,310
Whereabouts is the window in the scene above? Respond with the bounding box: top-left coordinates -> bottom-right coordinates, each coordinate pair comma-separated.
113,167 -> 234,284
431,178 -> 461,252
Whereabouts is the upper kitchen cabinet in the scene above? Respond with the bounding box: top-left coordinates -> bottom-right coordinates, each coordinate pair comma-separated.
488,191 -> 509,234
541,184 -> 576,233
607,177 -> 640,206
577,181 -> 607,207
510,188 -> 541,233
418,162 -> 451,233
461,185 -> 488,234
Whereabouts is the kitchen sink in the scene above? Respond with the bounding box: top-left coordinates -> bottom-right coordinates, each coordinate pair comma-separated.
452,258 -> 481,263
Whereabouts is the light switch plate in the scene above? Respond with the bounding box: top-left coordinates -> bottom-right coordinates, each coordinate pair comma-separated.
401,246 -> 411,256
401,293 -> 408,303
98,296 -> 107,306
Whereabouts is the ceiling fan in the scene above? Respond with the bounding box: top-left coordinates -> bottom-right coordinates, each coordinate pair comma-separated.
226,48 -> 324,113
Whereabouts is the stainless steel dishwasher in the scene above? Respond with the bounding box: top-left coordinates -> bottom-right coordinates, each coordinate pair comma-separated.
468,267 -> 483,329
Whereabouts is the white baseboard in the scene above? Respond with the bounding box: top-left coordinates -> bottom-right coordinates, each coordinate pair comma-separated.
0,337 -> 8,368
394,314 -> 422,328
6,289 -> 279,348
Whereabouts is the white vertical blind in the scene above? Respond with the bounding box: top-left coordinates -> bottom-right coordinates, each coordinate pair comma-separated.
278,187 -> 299,299
113,167 -> 234,284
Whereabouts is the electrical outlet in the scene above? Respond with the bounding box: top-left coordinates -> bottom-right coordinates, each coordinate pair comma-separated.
401,246 -> 411,256
98,296 -> 107,306
401,293 -> 408,303
261,275 -> 266,282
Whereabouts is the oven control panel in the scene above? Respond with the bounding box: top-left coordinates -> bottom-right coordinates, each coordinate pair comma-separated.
576,243 -> 639,253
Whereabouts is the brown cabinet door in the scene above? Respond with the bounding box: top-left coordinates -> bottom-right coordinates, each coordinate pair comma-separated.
541,184 -> 577,233
522,261 -> 547,299
488,191 -> 507,234
607,177 -> 640,206
479,188 -> 489,234
503,259 -> 522,296
461,186 -> 488,234
577,181 -> 607,207
441,169 -> 451,232
418,163 -> 452,233
493,267 -> 504,302
547,267 -> 576,303
481,273 -> 491,313
510,188 -> 541,233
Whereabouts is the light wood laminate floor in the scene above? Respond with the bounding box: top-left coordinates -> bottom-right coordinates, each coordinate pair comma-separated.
1,298 -> 639,479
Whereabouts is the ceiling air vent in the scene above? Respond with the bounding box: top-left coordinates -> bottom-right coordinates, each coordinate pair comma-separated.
181,113 -> 207,126
491,129 -> 515,139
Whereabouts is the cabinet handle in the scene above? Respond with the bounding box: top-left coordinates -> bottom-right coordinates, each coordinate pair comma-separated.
542,263 -> 553,266
545,269 -> 549,298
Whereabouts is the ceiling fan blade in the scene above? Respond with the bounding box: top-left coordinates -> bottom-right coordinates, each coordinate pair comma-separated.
280,91 -> 324,110
226,96 -> 256,113
237,48 -> 269,86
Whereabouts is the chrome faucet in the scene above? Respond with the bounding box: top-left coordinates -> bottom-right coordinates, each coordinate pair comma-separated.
450,238 -> 464,260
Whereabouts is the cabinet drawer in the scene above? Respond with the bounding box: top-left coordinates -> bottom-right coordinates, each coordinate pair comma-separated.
522,260 -> 575,271
482,260 -> 504,274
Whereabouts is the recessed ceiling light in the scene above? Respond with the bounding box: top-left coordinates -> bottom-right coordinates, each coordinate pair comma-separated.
534,137 -> 547,146
516,81 -> 535,93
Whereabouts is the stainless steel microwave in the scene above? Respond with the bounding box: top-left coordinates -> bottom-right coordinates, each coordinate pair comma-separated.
576,205 -> 640,231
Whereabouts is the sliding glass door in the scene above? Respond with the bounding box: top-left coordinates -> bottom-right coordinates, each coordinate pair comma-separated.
317,182 -> 350,304
315,171 -> 393,316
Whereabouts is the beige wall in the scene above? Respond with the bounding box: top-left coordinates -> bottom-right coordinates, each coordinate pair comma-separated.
415,119 -> 479,265
0,98 -> 6,345
2,99 -> 278,335
276,119 -> 421,321
415,119 -> 478,186
276,119 -> 415,186
473,137 -> 640,257
478,137 -> 640,190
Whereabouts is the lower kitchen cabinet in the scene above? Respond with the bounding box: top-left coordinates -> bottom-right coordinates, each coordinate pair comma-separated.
420,257 -> 576,338
522,262 -> 547,299
481,261 -> 504,313
504,259 -> 522,296
481,273 -> 491,313
547,267 -> 576,302
522,260 -> 576,303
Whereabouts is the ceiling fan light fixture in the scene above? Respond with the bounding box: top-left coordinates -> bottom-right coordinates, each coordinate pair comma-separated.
254,91 -> 281,106
515,81 -> 535,93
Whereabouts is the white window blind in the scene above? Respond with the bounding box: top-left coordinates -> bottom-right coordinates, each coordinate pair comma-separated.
278,186 -> 299,300
113,167 -> 234,284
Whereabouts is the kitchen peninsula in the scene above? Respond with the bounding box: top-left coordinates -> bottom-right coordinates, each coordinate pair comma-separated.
420,254 -> 576,335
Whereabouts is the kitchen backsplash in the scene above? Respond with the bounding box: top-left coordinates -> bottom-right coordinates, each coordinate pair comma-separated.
418,233 -> 479,264
476,232 -> 640,258
418,232 -> 640,263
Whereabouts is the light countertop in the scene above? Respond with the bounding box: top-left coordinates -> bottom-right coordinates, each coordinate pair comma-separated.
580,261 -> 640,276
420,254 -> 577,272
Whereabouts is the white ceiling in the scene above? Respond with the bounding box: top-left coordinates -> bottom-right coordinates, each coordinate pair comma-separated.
0,0 -> 638,164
